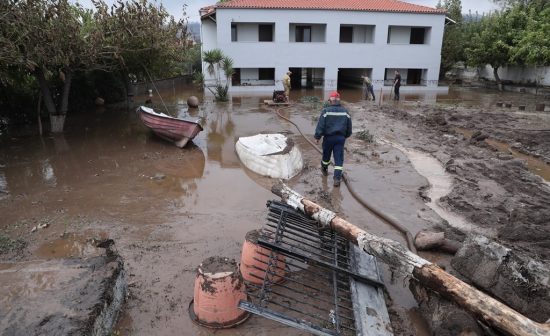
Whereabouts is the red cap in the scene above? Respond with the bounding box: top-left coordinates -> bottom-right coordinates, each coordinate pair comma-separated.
329,91 -> 340,98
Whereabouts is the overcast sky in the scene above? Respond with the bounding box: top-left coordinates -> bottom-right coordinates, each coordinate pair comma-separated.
75,0 -> 499,21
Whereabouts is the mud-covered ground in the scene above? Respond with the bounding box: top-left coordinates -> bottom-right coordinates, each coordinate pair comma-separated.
352,102 -> 550,260
0,86 -> 549,335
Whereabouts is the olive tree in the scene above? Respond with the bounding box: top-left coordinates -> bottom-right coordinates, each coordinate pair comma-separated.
465,8 -> 527,90
0,0 -> 189,133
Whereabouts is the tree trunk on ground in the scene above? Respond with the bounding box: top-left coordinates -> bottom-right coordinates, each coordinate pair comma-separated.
414,230 -> 461,254
271,183 -> 550,336
493,66 -> 503,91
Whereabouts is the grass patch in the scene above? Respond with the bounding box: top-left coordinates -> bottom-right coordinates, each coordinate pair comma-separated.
355,130 -> 374,143
0,234 -> 26,254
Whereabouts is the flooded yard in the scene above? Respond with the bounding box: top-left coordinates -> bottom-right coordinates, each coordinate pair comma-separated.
1,84 -> 549,335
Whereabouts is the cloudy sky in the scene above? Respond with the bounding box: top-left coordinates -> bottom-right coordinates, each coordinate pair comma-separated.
75,0 -> 499,21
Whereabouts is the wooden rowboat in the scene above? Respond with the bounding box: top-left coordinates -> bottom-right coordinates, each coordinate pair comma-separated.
137,106 -> 203,148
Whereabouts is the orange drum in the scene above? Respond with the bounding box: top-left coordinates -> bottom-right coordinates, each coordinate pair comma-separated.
239,230 -> 286,285
189,257 -> 249,328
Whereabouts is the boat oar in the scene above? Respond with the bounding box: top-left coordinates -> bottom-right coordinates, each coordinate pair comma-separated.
271,182 -> 550,336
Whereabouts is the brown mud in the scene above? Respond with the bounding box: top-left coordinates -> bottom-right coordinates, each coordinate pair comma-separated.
361,101 -> 550,260
0,84 -> 548,335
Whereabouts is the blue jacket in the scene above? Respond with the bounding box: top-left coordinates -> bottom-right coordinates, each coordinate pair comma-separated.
314,103 -> 352,139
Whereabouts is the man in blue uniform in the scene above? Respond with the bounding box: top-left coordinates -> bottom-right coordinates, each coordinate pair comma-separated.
314,91 -> 352,187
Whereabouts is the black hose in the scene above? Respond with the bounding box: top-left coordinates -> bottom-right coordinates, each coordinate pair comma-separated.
272,105 -> 417,253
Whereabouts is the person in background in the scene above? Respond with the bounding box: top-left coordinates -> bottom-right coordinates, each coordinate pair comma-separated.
282,70 -> 292,102
393,70 -> 401,100
314,91 -> 352,187
363,75 -> 375,101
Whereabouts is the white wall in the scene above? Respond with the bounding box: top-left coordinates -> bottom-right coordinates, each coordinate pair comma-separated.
201,19 -> 217,52
200,19 -> 217,83
202,8 -> 445,91
479,65 -> 550,86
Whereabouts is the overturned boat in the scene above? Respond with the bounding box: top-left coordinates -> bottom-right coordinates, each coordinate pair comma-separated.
137,106 -> 203,148
236,134 -> 303,179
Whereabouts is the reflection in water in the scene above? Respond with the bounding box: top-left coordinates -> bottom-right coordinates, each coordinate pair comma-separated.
152,144 -> 205,179
40,159 -> 57,187
205,105 -> 240,168
0,172 -> 8,199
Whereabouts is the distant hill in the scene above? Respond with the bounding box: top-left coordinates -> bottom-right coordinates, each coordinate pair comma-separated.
188,22 -> 201,42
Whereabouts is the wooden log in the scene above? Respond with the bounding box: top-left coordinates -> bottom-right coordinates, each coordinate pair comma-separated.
271,182 -> 550,336
414,230 -> 461,254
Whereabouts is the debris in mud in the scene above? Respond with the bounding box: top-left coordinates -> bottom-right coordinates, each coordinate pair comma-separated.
451,235 -> 550,322
37,222 -> 48,229
151,173 -> 166,180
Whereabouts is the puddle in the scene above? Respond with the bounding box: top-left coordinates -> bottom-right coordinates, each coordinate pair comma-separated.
455,127 -> 550,183
382,139 -> 492,235
34,233 -> 100,259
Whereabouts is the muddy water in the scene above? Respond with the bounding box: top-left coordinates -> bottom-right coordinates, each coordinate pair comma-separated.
454,127 -> 550,183
0,85 -> 509,335
33,232 -> 108,259
486,139 -> 550,183
383,139 -> 494,236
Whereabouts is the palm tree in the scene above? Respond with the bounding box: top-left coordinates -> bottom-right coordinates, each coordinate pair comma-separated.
200,49 -> 234,101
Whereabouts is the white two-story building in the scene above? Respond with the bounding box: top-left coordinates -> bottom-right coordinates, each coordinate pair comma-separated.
200,0 -> 447,93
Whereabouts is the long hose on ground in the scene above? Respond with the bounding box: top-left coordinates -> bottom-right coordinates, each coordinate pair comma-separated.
272,105 -> 417,253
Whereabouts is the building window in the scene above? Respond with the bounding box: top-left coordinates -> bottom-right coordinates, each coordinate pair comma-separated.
339,26 -> 353,43
407,69 -> 423,84
231,24 -> 237,42
410,28 -> 426,44
258,68 -> 275,80
295,26 -> 312,42
232,68 -> 241,86
259,24 -> 274,42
